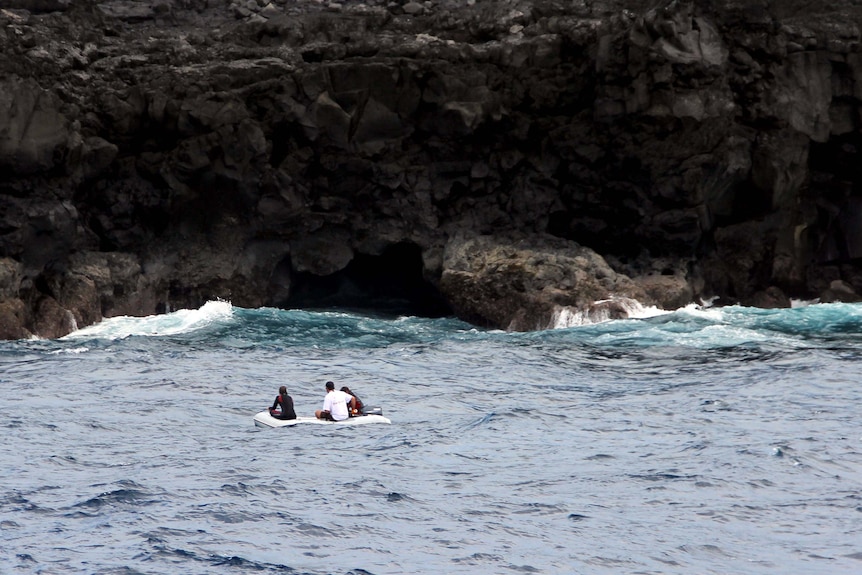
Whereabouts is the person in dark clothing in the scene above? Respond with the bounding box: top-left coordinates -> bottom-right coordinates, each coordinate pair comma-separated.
269,386 -> 297,420
340,386 -> 363,416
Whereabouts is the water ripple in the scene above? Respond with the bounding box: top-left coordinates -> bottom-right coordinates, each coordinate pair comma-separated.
2,304 -> 862,574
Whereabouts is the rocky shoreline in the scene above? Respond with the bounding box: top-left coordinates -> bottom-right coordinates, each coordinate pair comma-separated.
2,0 -> 862,339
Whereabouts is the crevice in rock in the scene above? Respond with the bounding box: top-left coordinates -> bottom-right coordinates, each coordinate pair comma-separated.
809,134 -> 862,195
269,121 -> 304,168
810,132 -> 862,264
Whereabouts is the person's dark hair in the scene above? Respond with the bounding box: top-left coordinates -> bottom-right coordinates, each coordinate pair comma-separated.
325,381 -> 335,390
340,386 -> 352,395
279,386 -> 287,395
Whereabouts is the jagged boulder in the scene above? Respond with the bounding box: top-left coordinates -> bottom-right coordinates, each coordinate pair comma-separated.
439,233 -> 651,330
0,258 -> 29,339
0,298 -> 30,340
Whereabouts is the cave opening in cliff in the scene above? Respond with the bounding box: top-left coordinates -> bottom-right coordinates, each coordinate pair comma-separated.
285,242 -> 453,318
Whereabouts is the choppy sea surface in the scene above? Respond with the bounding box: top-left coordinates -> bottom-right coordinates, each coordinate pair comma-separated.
1,300 -> 861,575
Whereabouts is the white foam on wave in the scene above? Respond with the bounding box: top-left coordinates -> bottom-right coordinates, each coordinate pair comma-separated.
674,302 -> 724,322
623,302 -> 671,320
551,298 -> 729,329
551,297 -> 671,328
49,346 -> 90,354
63,300 -> 234,340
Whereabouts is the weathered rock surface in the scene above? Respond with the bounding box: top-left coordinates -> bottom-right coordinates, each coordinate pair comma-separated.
441,233 -> 651,330
2,0 -> 862,337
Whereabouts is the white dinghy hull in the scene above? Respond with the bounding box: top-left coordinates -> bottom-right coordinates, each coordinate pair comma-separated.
253,411 -> 391,428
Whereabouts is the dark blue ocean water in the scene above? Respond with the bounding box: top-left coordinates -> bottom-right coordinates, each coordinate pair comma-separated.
1,300 -> 861,575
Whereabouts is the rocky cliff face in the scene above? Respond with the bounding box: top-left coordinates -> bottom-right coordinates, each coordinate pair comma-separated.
2,0 -> 862,338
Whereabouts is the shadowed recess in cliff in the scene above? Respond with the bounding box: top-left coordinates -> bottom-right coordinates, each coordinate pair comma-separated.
809,132 -> 862,263
285,242 -> 453,318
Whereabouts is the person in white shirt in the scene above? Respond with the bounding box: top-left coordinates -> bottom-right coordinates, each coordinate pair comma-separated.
315,381 -> 357,421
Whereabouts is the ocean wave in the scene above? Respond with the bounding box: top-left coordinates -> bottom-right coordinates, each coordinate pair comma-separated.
45,298 -> 862,351
63,300 -> 235,341
3,296 -> 862,575
550,297 -> 668,328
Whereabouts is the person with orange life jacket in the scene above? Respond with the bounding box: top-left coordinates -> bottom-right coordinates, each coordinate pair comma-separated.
340,386 -> 364,416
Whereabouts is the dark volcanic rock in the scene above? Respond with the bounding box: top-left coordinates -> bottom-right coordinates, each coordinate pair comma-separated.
440,233 -> 652,330
3,0 -> 862,337
0,76 -> 69,175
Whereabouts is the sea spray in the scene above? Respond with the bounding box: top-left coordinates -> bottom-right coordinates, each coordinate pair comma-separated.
551,297 -> 668,329
63,299 -> 235,340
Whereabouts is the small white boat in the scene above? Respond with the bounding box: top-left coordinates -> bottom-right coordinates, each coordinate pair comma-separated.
253,410 -> 391,428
